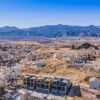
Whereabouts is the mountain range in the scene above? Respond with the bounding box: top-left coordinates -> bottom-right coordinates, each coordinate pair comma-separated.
0,25 -> 100,38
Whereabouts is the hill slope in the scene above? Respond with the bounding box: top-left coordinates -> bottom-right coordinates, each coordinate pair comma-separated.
0,25 -> 100,38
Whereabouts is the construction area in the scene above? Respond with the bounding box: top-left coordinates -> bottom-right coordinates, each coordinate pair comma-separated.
0,67 -> 82,100
23,74 -> 72,95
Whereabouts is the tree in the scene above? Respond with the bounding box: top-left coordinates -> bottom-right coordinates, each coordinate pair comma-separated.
71,45 -> 75,50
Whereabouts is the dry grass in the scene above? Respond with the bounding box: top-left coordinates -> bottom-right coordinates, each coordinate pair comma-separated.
20,39 -> 100,84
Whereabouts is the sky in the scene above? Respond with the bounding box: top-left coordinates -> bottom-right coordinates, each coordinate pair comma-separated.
0,0 -> 100,28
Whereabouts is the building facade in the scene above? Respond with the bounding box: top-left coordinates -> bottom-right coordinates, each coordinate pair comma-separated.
89,77 -> 100,89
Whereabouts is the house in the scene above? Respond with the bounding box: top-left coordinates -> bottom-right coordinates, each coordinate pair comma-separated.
23,74 -> 72,96
89,77 -> 100,89
77,42 -> 98,49
72,42 -> 98,50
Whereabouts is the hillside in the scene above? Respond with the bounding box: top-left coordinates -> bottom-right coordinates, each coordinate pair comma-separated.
0,25 -> 100,38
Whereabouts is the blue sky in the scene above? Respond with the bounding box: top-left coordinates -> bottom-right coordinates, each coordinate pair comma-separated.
0,0 -> 100,28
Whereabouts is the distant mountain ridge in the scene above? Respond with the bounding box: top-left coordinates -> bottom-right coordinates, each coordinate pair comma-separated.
0,25 -> 100,38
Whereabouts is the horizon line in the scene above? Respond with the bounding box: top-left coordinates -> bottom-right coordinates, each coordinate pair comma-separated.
0,24 -> 99,29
